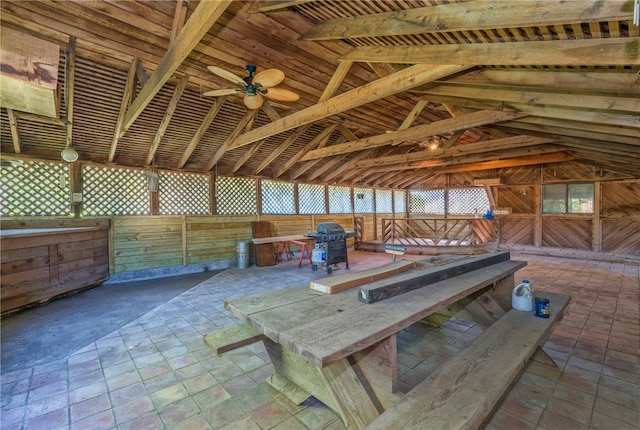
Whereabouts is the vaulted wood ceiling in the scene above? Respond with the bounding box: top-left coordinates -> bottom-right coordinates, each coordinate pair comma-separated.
1,0 -> 639,188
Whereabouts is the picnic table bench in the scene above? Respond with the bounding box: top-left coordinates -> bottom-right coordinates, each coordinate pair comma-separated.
203,251 -> 570,429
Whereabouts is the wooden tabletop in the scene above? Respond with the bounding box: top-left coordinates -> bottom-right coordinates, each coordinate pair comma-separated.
226,259 -> 526,368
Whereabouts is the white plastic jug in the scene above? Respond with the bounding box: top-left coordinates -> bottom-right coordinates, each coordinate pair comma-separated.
512,280 -> 533,311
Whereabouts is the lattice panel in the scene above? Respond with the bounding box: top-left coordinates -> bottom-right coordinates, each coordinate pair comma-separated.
261,179 -> 295,214
216,176 -> 256,215
329,185 -> 352,214
449,188 -> 489,214
83,165 -> 149,216
159,171 -> 210,215
394,190 -> 406,214
354,187 -> 374,213
0,160 -> 70,216
410,190 -> 445,214
299,183 -> 326,214
376,189 -> 393,213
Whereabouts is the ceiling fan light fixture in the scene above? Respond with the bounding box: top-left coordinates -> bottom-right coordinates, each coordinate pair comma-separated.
61,144 -> 79,162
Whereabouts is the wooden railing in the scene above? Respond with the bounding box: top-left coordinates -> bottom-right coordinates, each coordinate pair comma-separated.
381,218 -> 498,247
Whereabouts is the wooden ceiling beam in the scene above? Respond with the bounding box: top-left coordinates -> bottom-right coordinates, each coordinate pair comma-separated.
366,144 -> 568,173
228,64 -> 473,150
231,103 -> 282,174
420,94 -> 640,129
351,135 -> 554,169
7,109 -> 21,154
122,0 -> 232,132
435,69 -> 640,95
319,60 -> 353,102
110,58 -> 138,162
396,153 -> 575,176
254,124 -> 312,175
249,0 -> 319,13
178,97 -> 227,169
65,36 -> 76,156
302,110 -> 525,160
146,73 -> 190,165
302,0 -> 631,41
340,37 -> 640,66
420,84 -> 640,115
275,124 -> 338,177
206,109 -> 258,171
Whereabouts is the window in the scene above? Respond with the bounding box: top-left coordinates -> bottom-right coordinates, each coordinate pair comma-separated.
542,183 -> 594,214
83,165 -> 149,216
159,171 -> 210,215
449,188 -> 489,215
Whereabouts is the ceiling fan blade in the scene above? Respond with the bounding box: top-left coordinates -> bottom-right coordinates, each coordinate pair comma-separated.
203,88 -> 240,97
262,87 -> 300,102
244,93 -> 264,110
253,69 -> 285,88
207,66 -> 245,87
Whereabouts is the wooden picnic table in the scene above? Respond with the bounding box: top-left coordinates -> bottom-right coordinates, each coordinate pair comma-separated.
224,252 -> 527,429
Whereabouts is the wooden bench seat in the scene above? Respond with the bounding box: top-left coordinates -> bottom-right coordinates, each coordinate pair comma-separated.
366,291 -> 571,430
203,322 -> 265,355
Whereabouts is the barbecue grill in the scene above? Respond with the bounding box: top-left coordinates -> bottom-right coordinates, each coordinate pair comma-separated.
306,222 -> 356,274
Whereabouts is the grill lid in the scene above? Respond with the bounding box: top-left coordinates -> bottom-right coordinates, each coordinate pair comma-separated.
316,222 -> 345,235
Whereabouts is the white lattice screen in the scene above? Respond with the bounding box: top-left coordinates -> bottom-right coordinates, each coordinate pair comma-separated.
410,189 -> 445,214
328,185 -> 352,214
376,189 -> 393,213
449,188 -> 489,214
394,190 -> 406,214
216,176 -> 257,215
159,171 -> 210,215
354,187 -> 374,213
0,160 -> 70,216
299,183 -> 326,214
261,179 -> 295,214
83,165 -> 149,216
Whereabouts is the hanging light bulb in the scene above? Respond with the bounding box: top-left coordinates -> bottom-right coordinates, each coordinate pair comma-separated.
61,144 -> 79,162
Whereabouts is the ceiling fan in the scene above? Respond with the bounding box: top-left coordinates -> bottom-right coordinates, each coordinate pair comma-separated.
204,64 -> 300,110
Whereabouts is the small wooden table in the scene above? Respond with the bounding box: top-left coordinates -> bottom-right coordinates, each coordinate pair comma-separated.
225,255 -> 526,429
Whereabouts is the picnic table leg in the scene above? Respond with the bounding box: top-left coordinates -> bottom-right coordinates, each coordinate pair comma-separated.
263,338 -> 387,429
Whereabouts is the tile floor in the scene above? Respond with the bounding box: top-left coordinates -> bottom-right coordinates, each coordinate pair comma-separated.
1,251 -> 638,430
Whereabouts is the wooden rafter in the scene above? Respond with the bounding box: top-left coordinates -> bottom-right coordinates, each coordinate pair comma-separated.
319,60 -> 353,102
340,37 -> 640,66
229,64 -> 473,150
7,109 -> 21,154
169,0 -> 189,45
302,110 -> 526,160
178,97 -> 227,169
65,36 -> 76,153
275,124 -> 338,177
122,0 -> 232,132
206,109 -> 259,171
421,85 -> 640,115
302,0 -> 631,41
110,58 -> 138,162
146,73 -> 190,165
351,136 -> 554,169
231,104 -> 281,174
254,124 -> 312,175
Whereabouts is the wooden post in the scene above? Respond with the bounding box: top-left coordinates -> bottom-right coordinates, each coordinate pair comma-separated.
593,178 -> 602,252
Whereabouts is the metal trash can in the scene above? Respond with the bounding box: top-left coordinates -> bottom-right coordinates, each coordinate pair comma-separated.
236,241 -> 249,269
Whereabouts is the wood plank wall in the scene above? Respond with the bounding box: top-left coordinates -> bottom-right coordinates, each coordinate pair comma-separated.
496,163 -> 640,256
112,214 -> 355,273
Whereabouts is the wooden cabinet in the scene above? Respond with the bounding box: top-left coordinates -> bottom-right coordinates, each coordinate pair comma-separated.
1,226 -> 109,315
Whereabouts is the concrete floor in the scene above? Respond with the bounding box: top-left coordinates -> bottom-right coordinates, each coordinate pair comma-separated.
0,250 -> 638,430
1,271 -> 216,374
